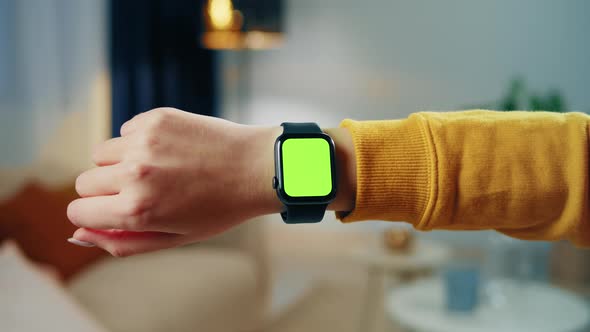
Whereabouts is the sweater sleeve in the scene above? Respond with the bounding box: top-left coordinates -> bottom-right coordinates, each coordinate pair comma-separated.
338,110 -> 590,247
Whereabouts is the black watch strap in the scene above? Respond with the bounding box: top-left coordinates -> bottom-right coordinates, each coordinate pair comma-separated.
278,122 -> 327,224
281,204 -> 328,224
281,122 -> 322,134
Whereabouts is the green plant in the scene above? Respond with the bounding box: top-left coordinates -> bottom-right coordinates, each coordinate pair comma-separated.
471,78 -> 568,113
500,78 -> 566,112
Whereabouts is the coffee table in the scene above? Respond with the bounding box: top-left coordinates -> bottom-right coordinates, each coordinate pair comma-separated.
387,277 -> 590,332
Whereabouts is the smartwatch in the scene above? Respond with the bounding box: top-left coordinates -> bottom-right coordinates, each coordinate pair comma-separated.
273,122 -> 337,223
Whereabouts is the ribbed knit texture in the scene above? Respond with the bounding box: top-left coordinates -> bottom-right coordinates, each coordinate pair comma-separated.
339,118 -> 432,223
338,110 -> 590,247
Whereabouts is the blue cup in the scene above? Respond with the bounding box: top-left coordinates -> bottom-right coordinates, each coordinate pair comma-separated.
443,265 -> 480,313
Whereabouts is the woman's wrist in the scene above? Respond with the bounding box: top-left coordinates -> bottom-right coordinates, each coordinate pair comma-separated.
242,125 -> 283,216
248,125 -> 356,217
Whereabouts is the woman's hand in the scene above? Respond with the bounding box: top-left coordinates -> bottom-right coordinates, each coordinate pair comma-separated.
67,108 -> 280,257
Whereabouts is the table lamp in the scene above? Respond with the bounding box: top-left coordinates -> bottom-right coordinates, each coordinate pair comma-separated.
201,0 -> 283,50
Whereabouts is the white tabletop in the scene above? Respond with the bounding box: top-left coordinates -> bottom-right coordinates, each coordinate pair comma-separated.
387,278 -> 590,332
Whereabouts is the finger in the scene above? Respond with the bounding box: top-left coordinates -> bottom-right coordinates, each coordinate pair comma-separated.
120,112 -> 148,136
67,195 -> 148,231
75,164 -> 126,197
92,136 -> 128,166
72,228 -> 184,257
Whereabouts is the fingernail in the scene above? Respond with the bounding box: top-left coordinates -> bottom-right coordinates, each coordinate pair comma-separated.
67,238 -> 96,248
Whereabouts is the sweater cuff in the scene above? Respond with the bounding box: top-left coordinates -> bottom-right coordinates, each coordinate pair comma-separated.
336,118 -> 432,225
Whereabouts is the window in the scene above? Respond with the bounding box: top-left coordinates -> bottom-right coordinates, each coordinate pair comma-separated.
0,0 -> 18,103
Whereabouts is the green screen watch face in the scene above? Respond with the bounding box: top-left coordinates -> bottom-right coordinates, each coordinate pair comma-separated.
281,137 -> 334,198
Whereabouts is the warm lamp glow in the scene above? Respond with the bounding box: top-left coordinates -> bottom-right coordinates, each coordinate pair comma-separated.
202,31 -> 283,50
202,0 -> 283,50
208,0 -> 234,30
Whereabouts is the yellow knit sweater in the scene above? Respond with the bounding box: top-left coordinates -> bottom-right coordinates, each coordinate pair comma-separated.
339,110 -> 590,247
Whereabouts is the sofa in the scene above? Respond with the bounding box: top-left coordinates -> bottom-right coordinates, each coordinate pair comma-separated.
67,219 -> 270,332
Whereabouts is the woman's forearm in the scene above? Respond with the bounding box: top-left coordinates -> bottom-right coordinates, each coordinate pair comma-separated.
339,110 -> 590,247
68,108 -> 590,257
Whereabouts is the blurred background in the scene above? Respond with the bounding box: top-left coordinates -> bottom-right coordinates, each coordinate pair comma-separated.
1,0 -> 590,332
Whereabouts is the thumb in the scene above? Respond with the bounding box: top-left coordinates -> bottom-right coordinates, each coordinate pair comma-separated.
71,228 -> 184,257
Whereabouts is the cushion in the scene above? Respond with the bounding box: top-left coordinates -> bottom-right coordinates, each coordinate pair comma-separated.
68,247 -> 262,332
0,241 -> 108,332
0,182 -> 106,281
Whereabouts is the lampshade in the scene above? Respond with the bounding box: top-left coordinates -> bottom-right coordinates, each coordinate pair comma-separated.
202,0 -> 283,50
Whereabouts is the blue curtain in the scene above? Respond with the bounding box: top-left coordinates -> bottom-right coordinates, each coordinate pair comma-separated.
110,0 -> 217,137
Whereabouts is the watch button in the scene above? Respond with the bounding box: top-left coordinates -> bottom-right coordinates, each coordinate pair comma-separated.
272,176 -> 278,189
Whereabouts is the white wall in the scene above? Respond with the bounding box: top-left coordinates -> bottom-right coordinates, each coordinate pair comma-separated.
222,0 -> 590,128
220,0 -> 589,241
